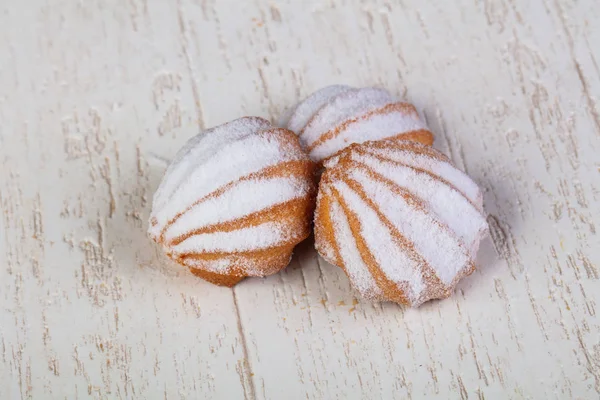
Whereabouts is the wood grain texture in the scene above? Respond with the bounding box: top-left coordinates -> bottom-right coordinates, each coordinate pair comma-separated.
0,0 -> 598,399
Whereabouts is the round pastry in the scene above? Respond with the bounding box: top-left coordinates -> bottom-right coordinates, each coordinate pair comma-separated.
314,139 -> 488,306
149,117 -> 316,287
285,85 -> 434,163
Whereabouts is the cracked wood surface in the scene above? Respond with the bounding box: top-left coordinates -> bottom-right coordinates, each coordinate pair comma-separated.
1,0 -> 599,399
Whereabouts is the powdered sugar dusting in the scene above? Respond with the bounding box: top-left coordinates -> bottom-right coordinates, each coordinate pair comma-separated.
311,109 -> 426,162
350,168 -> 470,284
183,257 -> 234,273
164,177 -> 311,242
184,253 -> 294,276
151,131 -> 303,234
364,145 -> 483,211
333,180 -> 424,301
153,117 -> 270,212
353,152 -> 487,257
301,87 -> 394,147
287,85 -> 353,134
328,193 -> 382,299
172,221 -> 295,255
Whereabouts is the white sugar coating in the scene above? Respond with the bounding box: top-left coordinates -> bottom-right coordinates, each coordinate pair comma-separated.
154,132 -> 278,223
150,132 -> 304,237
364,146 -> 483,211
328,192 -> 382,299
172,221 -> 294,255
310,108 -> 426,162
184,257 -> 233,273
153,117 -> 270,212
301,87 -> 395,147
352,152 -> 488,257
315,237 -> 336,264
333,180 -> 424,299
350,168 -> 470,284
184,253 -> 294,276
286,85 -> 353,134
322,152 -> 345,170
164,176 -> 311,242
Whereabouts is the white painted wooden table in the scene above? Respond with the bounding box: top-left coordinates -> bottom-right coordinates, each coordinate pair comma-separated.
1,1 -> 599,399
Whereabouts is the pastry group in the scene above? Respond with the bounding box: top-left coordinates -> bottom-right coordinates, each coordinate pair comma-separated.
149,86 -> 488,306
149,117 -> 316,287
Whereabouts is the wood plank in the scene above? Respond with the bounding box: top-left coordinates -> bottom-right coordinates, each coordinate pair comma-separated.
0,0 -> 598,398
